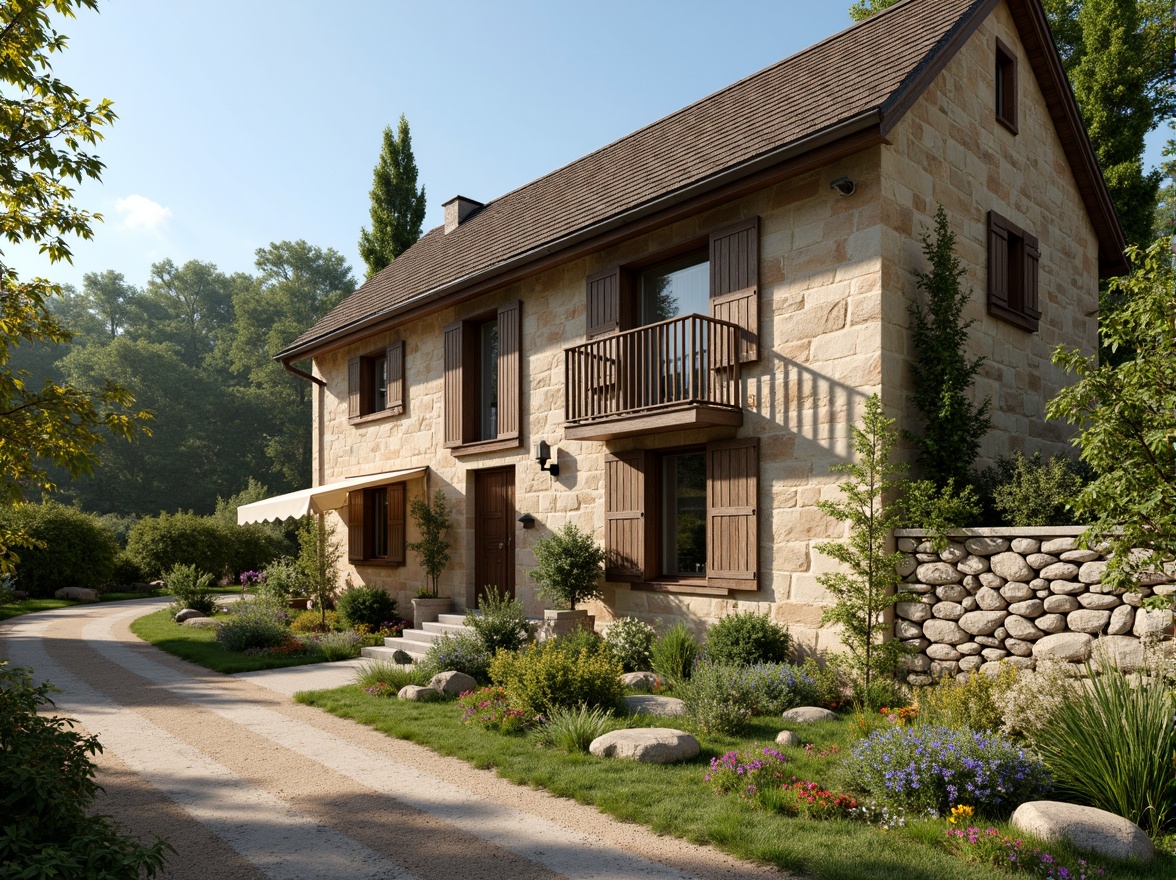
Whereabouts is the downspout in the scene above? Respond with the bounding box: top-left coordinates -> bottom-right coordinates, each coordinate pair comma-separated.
281,358 -> 327,489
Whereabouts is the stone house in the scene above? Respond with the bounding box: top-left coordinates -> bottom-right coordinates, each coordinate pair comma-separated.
241,0 -> 1125,652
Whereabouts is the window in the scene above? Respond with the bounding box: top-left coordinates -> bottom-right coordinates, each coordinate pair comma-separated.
638,254 -> 710,325
995,38 -> 1018,134
604,437 -> 758,589
348,340 -> 404,421
987,210 -> 1040,332
347,483 -> 406,565
443,300 -> 520,452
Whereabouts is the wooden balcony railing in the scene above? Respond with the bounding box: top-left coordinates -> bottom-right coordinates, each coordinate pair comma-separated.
564,313 -> 742,438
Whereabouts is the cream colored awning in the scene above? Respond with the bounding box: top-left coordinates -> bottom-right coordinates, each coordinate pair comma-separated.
236,468 -> 427,524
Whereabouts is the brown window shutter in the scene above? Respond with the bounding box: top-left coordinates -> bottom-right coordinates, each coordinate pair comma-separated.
347,491 -> 364,562
386,340 -> 405,415
586,266 -> 621,338
443,322 -> 464,447
1022,232 -> 1041,322
347,357 -> 362,419
497,300 -> 521,440
387,482 -> 406,565
710,217 -> 760,363
706,437 -> 758,587
987,211 -> 1010,311
604,450 -> 647,582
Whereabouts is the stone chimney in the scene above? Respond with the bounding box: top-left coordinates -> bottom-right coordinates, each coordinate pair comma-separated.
443,195 -> 483,233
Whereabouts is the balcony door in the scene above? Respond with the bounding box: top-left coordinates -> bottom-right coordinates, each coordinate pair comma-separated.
474,466 -> 515,604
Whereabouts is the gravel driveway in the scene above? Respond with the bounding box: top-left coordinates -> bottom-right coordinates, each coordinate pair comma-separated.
1,600 -> 786,880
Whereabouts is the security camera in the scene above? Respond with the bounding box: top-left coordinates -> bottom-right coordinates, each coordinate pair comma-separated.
829,177 -> 856,197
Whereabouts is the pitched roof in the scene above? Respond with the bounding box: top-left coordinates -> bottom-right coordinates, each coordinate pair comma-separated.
283,0 -> 1124,360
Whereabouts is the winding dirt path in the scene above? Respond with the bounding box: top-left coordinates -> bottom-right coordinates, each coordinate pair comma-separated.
1,601 -> 787,880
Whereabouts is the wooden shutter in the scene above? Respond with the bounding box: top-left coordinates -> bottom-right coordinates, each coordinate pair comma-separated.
707,437 -> 758,587
443,322 -> 464,447
386,340 -> 404,415
497,300 -> 521,440
387,482 -> 406,565
347,491 -> 364,562
347,357 -> 362,419
710,217 -> 759,363
586,266 -> 621,338
1022,231 -> 1041,321
605,450 -> 647,582
987,211 -> 1010,311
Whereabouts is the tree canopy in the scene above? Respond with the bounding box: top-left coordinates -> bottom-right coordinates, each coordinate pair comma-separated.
357,114 -> 426,277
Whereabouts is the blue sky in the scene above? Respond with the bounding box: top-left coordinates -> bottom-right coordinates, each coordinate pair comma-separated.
11,0 -> 1170,290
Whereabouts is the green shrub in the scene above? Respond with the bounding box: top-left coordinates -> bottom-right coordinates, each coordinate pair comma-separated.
737,663 -> 819,715
215,599 -> 290,652
306,630 -> 361,661
901,477 -> 981,548
125,511 -> 237,579
1034,662 -> 1176,836
528,523 -> 605,609
489,639 -> 624,717
0,662 -> 171,877
466,586 -> 531,655
797,656 -> 849,711
419,630 -> 492,683
548,626 -> 608,658
981,452 -> 1089,527
290,608 -> 340,633
110,550 -> 144,586
703,610 -> 792,667
164,564 -> 218,615
649,622 -> 699,682
0,502 -> 118,597
258,557 -> 303,602
354,660 -> 428,692
336,584 -> 397,629
918,667 -> 1019,732
678,663 -> 758,735
604,617 -> 655,672
533,703 -> 616,752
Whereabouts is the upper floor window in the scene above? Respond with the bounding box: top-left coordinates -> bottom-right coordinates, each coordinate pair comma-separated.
443,301 -> 521,453
995,37 -> 1018,134
987,210 -> 1040,332
348,341 -> 404,422
478,318 -> 499,440
638,253 -> 710,325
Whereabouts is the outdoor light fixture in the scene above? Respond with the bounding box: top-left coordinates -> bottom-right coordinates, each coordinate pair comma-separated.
518,513 -> 536,529
534,440 -> 560,477
829,176 -> 856,196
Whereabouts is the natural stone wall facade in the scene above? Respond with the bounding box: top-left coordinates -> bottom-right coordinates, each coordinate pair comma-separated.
895,528 -> 1175,684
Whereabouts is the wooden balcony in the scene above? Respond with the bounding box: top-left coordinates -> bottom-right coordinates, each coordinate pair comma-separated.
564,313 -> 742,441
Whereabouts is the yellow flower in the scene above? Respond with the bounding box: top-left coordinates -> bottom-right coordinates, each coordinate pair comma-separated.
948,804 -> 975,825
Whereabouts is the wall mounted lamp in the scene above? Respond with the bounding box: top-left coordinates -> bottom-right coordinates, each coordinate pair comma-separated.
518,513 -> 536,529
829,176 -> 856,197
534,440 -> 560,477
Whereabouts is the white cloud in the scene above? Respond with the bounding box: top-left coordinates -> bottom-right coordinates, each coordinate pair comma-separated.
115,194 -> 173,230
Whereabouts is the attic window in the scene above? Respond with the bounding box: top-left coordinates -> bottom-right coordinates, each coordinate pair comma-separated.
995,38 -> 1018,134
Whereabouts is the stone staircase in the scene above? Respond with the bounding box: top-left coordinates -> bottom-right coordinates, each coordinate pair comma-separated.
360,612 -> 473,664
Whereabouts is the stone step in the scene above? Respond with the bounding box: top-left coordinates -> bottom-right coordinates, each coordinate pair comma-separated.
436,612 -> 470,626
420,620 -> 471,635
360,644 -> 421,662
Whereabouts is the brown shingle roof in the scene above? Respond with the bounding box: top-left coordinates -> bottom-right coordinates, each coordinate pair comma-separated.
283,0 -> 1122,359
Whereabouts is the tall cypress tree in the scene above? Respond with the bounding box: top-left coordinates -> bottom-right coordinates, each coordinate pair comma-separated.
358,114 -> 427,278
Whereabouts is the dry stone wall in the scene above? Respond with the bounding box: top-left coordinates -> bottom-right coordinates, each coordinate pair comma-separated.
894,528 -> 1175,685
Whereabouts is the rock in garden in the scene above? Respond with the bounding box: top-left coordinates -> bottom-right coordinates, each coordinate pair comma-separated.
1093,635 -> 1144,672
1008,599 -> 1044,618
957,555 -> 989,575
589,728 -> 699,764
621,695 -> 685,716
896,601 -> 932,622
1041,538 -> 1079,554
1033,632 -> 1093,663
1133,607 -> 1174,638
965,537 -> 1008,556
620,672 -> 661,693
1066,609 -> 1110,634
931,602 -> 965,621
1049,580 -> 1085,595
1025,553 -> 1059,570
781,706 -> 838,724
1077,592 -> 1119,610
990,553 -> 1034,582
1061,549 -> 1100,563
1004,615 -> 1045,641
957,611 -> 1007,637
391,649 -> 414,664
1035,613 -> 1066,633
927,644 -> 962,661
916,563 -> 961,585
174,608 -> 205,623
1010,538 -> 1040,554
1011,801 -> 1154,863
924,619 -> 970,644
1039,562 -> 1080,581
1107,605 -> 1134,635
1004,638 -> 1033,657
975,587 -> 1007,611
54,587 -> 99,602
182,617 -> 224,629
429,671 -> 478,696
939,542 -> 967,563
1042,595 -> 1078,614
775,730 -> 801,748
398,685 -> 443,701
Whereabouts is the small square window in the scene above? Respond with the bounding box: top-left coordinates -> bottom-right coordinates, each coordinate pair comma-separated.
995,38 -> 1018,134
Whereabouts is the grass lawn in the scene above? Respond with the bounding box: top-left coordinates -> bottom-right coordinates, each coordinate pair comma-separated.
130,607 -> 326,674
0,597 -> 75,621
296,685 -> 1175,880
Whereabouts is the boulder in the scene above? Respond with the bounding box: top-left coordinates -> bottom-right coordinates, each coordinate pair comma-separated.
1040,537 -> 1079,554
1004,615 -> 1045,641
897,537 -> 918,552
1007,599 -> 1044,618
174,608 -> 205,623
975,587 -> 1008,611
1107,605 -> 1135,636
391,649 -> 414,664
964,537 -> 1009,556
957,611 -> 1007,637
896,601 -> 932,622
54,587 -> 99,602
399,685 -> 443,702
1043,595 -> 1079,614
429,671 -> 478,697
990,552 -> 1034,582
1004,638 -> 1033,657
1034,632 -> 1093,663
775,730 -> 801,748
931,602 -> 965,621
924,619 -> 970,644
781,706 -> 838,724
957,555 -> 990,575
1077,592 -> 1119,610
621,695 -> 685,717
620,671 -> 661,693
916,562 -> 962,585
182,617 -> 224,629
1066,609 -> 1111,634
1039,562 -> 1080,581
1010,538 -> 1040,554
589,728 -> 699,764
1011,801 -> 1154,863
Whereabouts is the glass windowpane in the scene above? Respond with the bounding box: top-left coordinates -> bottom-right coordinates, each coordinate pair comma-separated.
661,452 -> 706,576
480,320 -> 498,440
639,255 -> 710,325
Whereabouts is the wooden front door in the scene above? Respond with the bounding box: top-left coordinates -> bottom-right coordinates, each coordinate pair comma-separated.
474,466 -> 515,604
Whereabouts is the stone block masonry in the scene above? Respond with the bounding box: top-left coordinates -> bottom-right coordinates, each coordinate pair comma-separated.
894,528 -> 1175,685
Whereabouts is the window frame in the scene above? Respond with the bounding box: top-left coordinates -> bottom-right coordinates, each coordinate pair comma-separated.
443,300 -> 521,455
995,37 -> 1018,134
348,340 -> 404,424
347,482 -> 407,566
987,210 -> 1041,333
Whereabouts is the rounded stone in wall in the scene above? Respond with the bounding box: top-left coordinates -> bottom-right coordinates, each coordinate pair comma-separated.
1050,580 -> 1086,596
1087,581 -> 1117,595
1034,631 -> 1093,662
979,661 -> 1005,676
1133,608 -> 1174,638
919,594 -> 938,605
993,626 -> 1009,641
1026,553 -> 1059,569
965,537 -> 1009,556
897,555 -> 918,577
1061,549 -> 1100,563
897,537 -> 918,552
958,610 -> 1007,636
916,553 -> 940,563
1011,538 -> 1040,554
962,596 -> 978,611
1067,609 -> 1112,633
927,643 -> 963,661
900,653 -> 931,672
1043,595 -> 1079,614
1107,605 -> 1134,636
1030,578 -> 1050,591
1122,591 -> 1143,607
917,562 -> 962,585
981,647 -> 1009,661
1035,590 -> 1051,599
1041,537 -> 1079,554
906,673 -> 933,686
896,619 -> 924,640
975,587 -> 1007,611
1077,593 -> 1119,610
1000,582 -> 1033,603
1154,584 -> 1176,596
901,636 -> 931,651
930,660 -> 960,678
932,602 -> 965,621
958,555 -> 990,575
939,542 -> 967,563
923,619 -> 970,644
957,641 -> 982,655
962,574 -> 983,591
896,601 -> 932,622
958,655 -> 983,672
907,582 -> 934,594
1005,637 -> 1034,657
1004,615 -> 1046,641
991,552 -> 1035,582
935,584 -> 967,602
1040,562 -> 1080,581
1078,561 -> 1107,584
1036,613 -> 1066,633
1006,656 -> 1036,670
980,572 -> 1007,590
916,541 -> 937,554
974,635 -> 1002,648
1008,599 -> 1044,618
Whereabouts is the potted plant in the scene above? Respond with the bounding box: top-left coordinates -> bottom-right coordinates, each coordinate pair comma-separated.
529,523 -> 605,638
407,490 -> 453,627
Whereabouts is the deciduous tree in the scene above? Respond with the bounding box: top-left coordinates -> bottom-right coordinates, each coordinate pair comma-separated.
358,114 -> 426,277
